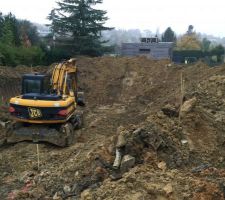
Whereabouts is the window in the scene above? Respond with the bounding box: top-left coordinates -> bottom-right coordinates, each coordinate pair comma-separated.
139,49 -> 151,53
23,79 -> 41,94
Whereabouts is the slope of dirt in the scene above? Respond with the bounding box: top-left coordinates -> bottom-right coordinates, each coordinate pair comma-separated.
1,57 -> 225,199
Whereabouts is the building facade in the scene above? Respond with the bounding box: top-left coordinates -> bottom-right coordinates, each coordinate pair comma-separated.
121,37 -> 174,59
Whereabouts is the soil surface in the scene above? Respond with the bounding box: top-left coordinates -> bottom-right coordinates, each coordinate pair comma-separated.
1,57 -> 225,200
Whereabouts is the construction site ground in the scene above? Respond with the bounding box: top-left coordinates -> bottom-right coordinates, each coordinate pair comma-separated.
1,56 -> 225,199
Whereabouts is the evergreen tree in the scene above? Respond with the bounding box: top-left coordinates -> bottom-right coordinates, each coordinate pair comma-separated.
161,27 -> 176,42
48,0 -> 113,56
1,13 -> 20,46
1,17 -> 15,46
187,25 -> 194,35
0,12 -> 4,38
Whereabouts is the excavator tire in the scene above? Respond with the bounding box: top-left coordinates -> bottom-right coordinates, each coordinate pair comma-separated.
62,122 -> 74,147
3,112 -> 84,147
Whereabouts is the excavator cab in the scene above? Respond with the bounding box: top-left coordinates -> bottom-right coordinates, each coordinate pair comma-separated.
21,74 -> 61,101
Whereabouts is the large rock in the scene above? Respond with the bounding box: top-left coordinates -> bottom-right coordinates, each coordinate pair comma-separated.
180,97 -> 197,118
120,155 -> 135,173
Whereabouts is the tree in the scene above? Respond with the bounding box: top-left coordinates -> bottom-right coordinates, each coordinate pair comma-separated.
0,12 -> 4,38
210,44 -> 225,62
3,13 -> 20,46
201,37 -> 211,52
18,20 -> 40,46
187,25 -> 194,35
161,27 -> 176,42
48,0 -> 113,56
176,26 -> 201,50
1,17 -> 15,46
176,33 -> 201,50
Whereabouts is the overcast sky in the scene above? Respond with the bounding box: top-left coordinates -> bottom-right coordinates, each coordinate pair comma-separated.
1,0 -> 225,37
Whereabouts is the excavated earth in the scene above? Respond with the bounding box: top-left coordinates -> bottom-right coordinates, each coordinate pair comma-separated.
1,57 -> 225,199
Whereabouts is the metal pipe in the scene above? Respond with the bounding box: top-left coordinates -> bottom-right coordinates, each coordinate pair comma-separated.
113,148 -> 122,169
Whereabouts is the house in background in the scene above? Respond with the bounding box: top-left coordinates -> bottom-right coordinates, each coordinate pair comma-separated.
121,37 -> 174,59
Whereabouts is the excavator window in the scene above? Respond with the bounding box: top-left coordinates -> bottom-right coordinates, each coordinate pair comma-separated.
22,75 -> 62,100
23,79 -> 41,94
22,75 -> 50,95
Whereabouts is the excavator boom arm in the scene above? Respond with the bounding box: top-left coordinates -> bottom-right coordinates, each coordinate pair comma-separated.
51,59 -> 77,96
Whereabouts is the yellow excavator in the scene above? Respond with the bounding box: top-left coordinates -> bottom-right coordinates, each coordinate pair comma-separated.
7,58 -> 84,146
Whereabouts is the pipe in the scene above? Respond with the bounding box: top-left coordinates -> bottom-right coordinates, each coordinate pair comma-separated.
113,148 -> 122,169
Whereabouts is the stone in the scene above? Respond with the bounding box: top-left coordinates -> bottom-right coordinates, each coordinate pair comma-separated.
133,127 -> 144,135
120,155 -> 135,173
20,171 -> 35,183
80,189 -> 92,200
157,161 -> 167,172
29,187 -> 45,199
75,171 -> 79,177
180,97 -> 197,117
110,171 -> 122,181
63,185 -> 71,194
53,192 -> 60,200
116,132 -> 127,148
162,104 -> 178,117
157,111 -> 166,119
163,183 -> 173,195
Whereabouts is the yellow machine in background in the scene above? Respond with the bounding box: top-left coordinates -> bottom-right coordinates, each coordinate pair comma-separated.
7,58 -> 84,146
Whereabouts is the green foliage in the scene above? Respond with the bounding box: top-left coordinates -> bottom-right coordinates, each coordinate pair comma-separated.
210,45 -> 225,62
42,46 -> 71,64
0,12 -> 45,66
173,50 -> 203,63
48,0 -> 113,56
210,45 -> 225,56
173,45 -> 225,64
1,14 -> 15,46
201,38 -> 211,52
161,27 -> 176,42
0,43 -> 45,66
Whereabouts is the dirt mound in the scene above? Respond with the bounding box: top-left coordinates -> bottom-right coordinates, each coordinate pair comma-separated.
1,57 -> 225,199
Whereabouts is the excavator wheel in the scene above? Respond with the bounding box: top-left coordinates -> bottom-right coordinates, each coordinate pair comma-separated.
74,113 -> 83,129
61,122 -> 74,147
3,112 -> 84,147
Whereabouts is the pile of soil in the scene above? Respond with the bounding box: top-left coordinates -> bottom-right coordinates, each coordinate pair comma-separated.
1,57 -> 225,199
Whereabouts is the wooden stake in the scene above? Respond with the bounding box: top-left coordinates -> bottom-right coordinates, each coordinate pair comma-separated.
36,144 -> 40,171
179,72 -> 185,123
